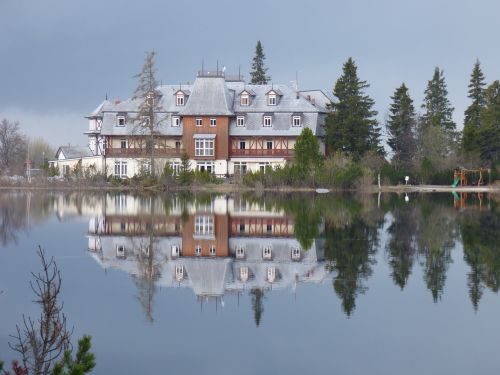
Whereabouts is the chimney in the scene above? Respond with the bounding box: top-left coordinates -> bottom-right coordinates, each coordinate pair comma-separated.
114,99 -> 121,105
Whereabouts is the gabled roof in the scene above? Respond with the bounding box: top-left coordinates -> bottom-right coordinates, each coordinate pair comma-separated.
86,100 -> 110,118
239,88 -> 256,96
266,88 -> 283,96
56,146 -> 93,160
179,76 -> 234,116
174,89 -> 191,95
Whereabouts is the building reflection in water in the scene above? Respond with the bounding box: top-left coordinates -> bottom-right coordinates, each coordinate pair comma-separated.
86,194 -> 328,322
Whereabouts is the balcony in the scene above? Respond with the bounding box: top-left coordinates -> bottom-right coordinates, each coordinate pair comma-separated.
229,149 -> 294,158
105,148 -> 183,157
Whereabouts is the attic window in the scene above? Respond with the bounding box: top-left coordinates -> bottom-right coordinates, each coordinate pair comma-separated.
268,93 -> 277,106
116,115 -> 125,126
176,93 -> 185,106
263,115 -> 272,127
172,116 -> 180,127
236,116 -> 245,127
241,94 -> 250,106
292,115 -> 301,127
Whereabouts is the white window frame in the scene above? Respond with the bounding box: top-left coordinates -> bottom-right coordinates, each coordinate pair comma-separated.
195,215 -> 214,236
116,245 -> 126,259
195,246 -> 202,256
116,115 -> 125,127
291,247 -> 301,260
169,161 -> 181,175
175,265 -> 184,281
171,245 -> 180,257
172,116 -> 180,127
195,118 -> 203,127
268,94 -> 277,106
236,116 -> 245,127
292,115 -> 301,127
209,246 -> 216,257
176,93 -> 185,106
267,266 -> 276,282
210,118 -> 217,127
263,116 -> 272,127
120,139 -> 127,149
240,266 -> 249,282
240,94 -> 249,106
196,161 -> 214,174
195,139 -> 214,157
262,246 -> 272,260
114,161 -> 128,178
266,140 -> 273,150
234,162 -> 247,176
236,246 -> 245,259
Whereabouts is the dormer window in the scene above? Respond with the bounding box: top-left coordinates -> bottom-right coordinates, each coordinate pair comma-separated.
116,115 -> 125,126
241,94 -> 250,106
292,115 -> 301,127
236,246 -> 245,259
236,116 -> 245,127
176,93 -> 185,106
262,246 -> 272,260
268,93 -> 277,106
172,116 -> 180,127
263,115 -> 272,127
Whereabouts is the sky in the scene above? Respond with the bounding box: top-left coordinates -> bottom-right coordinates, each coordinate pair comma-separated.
1,0 -> 499,151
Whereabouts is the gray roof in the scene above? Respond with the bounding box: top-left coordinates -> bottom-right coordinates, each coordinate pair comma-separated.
88,78 -> 329,138
179,77 -> 234,116
56,146 -> 93,159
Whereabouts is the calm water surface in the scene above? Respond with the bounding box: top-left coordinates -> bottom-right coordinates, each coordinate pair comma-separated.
1,191 -> 499,374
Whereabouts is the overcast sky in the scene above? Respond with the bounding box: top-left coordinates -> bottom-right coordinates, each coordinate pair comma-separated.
1,0 -> 499,149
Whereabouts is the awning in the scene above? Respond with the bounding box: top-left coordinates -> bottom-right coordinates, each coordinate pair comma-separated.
193,134 -> 216,139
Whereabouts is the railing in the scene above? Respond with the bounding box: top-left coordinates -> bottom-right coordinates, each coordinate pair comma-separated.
105,148 -> 183,157
229,149 -> 294,158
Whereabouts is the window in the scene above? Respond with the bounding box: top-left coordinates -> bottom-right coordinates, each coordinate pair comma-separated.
262,246 -> 272,260
195,139 -> 214,157
239,223 -> 245,233
175,265 -> 184,281
241,94 -> 249,106
171,245 -> 180,257
142,161 -> 151,174
266,224 -> 272,233
63,165 -> 70,176
291,247 -> 301,260
210,118 -> 217,127
114,195 -> 127,211
116,116 -> 125,126
209,246 -> 216,256
266,140 -> 273,150
116,245 -> 126,259
239,140 -> 246,150
267,266 -> 276,282
195,246 -> 202,256
176,93 -> 185,106
236,116 -> 245,127
169,161 -> 180,175
114,161 -> 128,178
175,141 -> 181,149
292,115 -> 301,127
196,162 -> 214,173
239,266 -> 249,282
196,118 -> 203,126
234,162 -> 247,176
172,116 -> 180,127
259,162 -> 271,173
268,94 -> 277,106
120,139 -> 127,149
195,216 -> 214,236
236,246 -> 245,259
263,116 -> 272,127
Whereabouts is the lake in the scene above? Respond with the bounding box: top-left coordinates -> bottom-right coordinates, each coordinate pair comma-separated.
1,191 -> 499,374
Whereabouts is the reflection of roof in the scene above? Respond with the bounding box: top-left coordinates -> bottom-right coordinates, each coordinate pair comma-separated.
181,258 -> 232,297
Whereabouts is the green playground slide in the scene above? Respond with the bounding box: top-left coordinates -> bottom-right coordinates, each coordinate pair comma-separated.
452,177 -> 460,187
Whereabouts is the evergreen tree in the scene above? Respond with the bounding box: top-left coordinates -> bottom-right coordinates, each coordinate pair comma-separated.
249,41 -> 270,85
421,67 -> 456,134
478,80 -> 500,162
249,288 -> 265,327
324,58 -> 382,159
132,51 -> 165,177
463,60 -> 487,153
294,128 -> 323,174
52,336 -> 96,375
386,83 -> 418,169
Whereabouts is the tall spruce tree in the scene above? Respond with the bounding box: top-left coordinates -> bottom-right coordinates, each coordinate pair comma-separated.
463,60 -> 487,153
250,41 -> 270,85
421,67 -> 456,133
386,83 -> 417,169
132,51 -> 165,177
325,57 -> 382,159
478,80 -> 500,163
